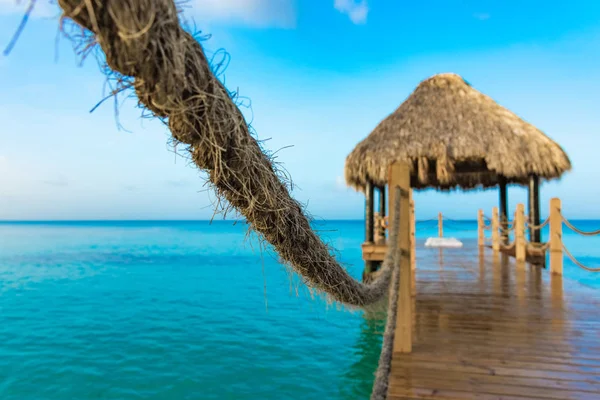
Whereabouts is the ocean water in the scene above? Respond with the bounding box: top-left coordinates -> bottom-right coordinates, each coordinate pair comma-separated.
0,219 -> 598,399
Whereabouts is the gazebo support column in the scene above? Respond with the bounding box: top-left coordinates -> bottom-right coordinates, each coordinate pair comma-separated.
378,186 -> 386,226
373,186 -> 387,271
528,175 -> 541,244
499,176 -> 508,244
365,180 -> 375,274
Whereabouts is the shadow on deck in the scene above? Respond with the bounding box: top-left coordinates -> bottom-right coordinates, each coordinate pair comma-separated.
388,241 -> 600,400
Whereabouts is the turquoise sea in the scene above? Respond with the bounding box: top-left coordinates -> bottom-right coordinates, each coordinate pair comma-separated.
0,219 -> 598,399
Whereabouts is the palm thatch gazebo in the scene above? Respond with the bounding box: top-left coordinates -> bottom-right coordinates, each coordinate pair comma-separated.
345,73 -> 571,271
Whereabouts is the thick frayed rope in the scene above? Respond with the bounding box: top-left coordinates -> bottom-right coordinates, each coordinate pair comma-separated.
48,1 -> 406,397
55,0 -> 398,308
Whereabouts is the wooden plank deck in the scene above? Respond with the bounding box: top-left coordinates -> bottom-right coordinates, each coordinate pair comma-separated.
388,243 -> 600,400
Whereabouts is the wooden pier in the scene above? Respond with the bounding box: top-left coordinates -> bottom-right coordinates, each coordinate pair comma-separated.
358,163 -> 600,399
387,245 -> 600,400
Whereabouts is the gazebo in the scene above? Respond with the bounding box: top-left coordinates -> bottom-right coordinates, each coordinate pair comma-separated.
344,73 -> 571,272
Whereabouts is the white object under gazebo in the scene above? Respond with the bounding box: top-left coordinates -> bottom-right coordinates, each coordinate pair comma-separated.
424,237 -> 463,248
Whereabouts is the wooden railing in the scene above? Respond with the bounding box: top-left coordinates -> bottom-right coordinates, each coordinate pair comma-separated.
479,197 -> 600,275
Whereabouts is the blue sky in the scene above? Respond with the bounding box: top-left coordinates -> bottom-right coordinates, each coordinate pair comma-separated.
0,0 -> 599,220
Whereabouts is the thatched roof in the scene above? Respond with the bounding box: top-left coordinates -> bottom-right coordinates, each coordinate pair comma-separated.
344,73 -> 571,191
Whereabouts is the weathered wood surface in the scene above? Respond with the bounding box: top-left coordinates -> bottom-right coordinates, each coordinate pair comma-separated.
388,243 -> 600,400
362,242 -> 387,261
492,243 -> 547,266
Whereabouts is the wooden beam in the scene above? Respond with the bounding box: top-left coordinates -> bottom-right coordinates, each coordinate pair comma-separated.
438,212 -> 443,238
389,162 -> 412,353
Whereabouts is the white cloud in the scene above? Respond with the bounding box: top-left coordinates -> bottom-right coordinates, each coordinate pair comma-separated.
0,0 -> 59,18
334,0 -> 368,24
188,0 -> 296,28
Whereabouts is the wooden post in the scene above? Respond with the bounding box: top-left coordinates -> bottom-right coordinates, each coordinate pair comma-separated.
549,198 -> 563,276
410,190 -> 416,297
515,203 -> 526,262
492,207 -> 500,252
477,209 -> 484,247
410,191 -> 416,271
388,162 -> 412,353
438,212 -> 443,237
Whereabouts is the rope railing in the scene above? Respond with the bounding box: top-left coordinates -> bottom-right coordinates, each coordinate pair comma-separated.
478,204 -> 548,263
480,199 -> 600,276
561,214 -> 600,236
441,216 -> 464,223
528,217 -> 550,231
552,211 -> 600,273
562,243 -> 600,272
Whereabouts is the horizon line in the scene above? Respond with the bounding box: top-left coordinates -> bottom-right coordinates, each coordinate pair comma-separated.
2,218 -> 599,223
0,218 -> 480,223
